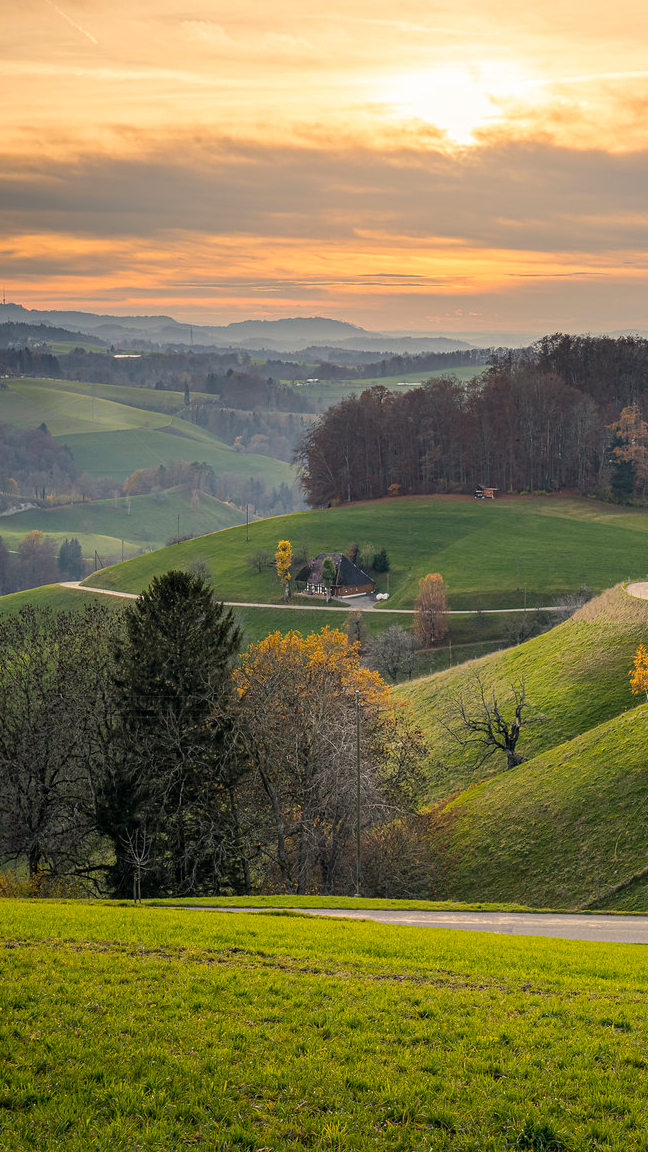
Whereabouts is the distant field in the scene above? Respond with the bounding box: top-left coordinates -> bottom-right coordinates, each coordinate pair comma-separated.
0,378 -> 295,487
84,493 -> 648,610
0,487 -> 244,560
4,900 -> 648,1151
289,364 -> 480,401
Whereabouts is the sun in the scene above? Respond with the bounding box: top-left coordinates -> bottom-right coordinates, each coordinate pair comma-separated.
383,63 -> 535,146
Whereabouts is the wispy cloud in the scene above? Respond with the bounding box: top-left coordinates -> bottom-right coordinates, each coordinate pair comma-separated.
44,0 -> 97,45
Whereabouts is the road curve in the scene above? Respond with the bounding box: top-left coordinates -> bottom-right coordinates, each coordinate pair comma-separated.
170,905 -> 648,944
60,582 -> 570,616
627,582 -> 648,601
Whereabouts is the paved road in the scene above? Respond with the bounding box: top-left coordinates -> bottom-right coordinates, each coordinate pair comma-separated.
171,905 -> 648,944
60,582 -> 571,616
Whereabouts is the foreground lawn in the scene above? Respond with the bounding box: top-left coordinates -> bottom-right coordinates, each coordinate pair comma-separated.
3,901 -> 648,1149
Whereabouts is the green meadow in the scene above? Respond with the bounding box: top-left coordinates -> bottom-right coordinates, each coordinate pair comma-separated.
84,493 -> 648,610
0,378 -> 294,486
3,900 -> 648,1151
0,487 -> 244,560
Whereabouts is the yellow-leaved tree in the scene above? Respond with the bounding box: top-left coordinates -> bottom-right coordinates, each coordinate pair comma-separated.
630,644 -> 648,701
234,627 -> 424,894
414,573 -> 449,646
275,539 -> 292,600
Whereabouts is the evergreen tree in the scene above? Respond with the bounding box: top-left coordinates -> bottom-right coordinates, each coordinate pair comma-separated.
97,570 -> 246,897
58,537 -> 84,580
372,547 -> 390,573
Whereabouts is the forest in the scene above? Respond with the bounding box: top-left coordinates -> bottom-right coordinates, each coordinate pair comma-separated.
295,334 -> 648,505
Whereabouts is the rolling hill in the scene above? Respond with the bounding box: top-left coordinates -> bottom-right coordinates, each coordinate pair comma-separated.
0,377 -> 295,487
393,584 -> 648,908
82,493 -> 648,610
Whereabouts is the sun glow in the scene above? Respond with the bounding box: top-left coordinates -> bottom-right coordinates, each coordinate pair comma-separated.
383,63 -> 536,145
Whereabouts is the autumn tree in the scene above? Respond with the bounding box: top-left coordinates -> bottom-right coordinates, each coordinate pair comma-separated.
630,644 -> 648,701
414,573 -> 449,646
17,530 -> 57,590
275,539 -> 292,600
234,627 -> 424,894
607,405 -> 648,499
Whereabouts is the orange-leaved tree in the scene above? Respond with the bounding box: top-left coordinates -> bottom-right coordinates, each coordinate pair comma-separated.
275,539 -> 292,600
414,573 -> 449,646
630,644 -> 648,701
234,627 -> 424,894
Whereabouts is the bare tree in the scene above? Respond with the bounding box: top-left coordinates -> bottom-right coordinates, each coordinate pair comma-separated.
444,676 -> 545,771
246,549 -> 271,573
370,625 -> 416,681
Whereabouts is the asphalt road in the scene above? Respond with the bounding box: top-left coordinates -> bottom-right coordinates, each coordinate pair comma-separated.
178,905 -> 648,944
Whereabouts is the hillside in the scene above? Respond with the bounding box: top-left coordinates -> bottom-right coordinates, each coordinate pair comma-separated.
0,487 -> 244,561
83,493 -> 648,609
388,584 -> 648,908
0,378 -> 294,487
424,706 -> 648,910
396,585 -> 648,799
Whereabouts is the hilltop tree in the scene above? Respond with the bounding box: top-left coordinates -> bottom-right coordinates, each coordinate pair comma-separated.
414,573 -> 449,646
630,644 -> 648,701
97,570 -> 246,897
275,539 -> 292,600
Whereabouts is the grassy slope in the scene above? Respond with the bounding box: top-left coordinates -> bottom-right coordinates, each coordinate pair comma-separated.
426,707 -> 648,909
0,584 -> 119,618
4,901 -> 648,1151
395,585 -> 648,799
0,487 -> 244,558
83,493 -> 648,610
387,585 -> 648,908
0,377 -> 294,486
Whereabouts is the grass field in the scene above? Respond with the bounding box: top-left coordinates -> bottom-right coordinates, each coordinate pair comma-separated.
0,378 -> 295,487
395,585 -> 648,797
83,493 -> 648,611
290,365 -> 480,401
388,585 -> 648,909
4,900 -> 648,1150
0,487 -> 244,560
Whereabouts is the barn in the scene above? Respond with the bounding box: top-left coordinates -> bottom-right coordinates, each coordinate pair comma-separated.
296,552 -> 375,598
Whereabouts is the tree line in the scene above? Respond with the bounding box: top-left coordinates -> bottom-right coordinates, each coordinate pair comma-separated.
0,573 -> 426,899
294,335 -> 648,505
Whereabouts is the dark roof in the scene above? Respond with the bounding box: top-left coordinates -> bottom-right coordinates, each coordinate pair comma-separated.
296,552 -> 375,588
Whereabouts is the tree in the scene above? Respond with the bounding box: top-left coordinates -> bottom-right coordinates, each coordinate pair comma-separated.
372,548 -> 390,573
444,676 -> 544,771
275,539 -> 292,600
0,536 -> 9,594
630,644 -> 648,701
0,603 -> 115,884
58,537 -> 84,580
234,628 -> 424,894
97,570 -> 246,897
608,405 -> 648,499
321,557 -> 336,600
370,625 -> 416,682
17,530 -> 57,590
342,611 -> 367,649
414,573 -> 449,646
246,549 -> 271,574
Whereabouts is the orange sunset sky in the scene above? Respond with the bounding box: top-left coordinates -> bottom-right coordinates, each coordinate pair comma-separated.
3,0 -> 648,334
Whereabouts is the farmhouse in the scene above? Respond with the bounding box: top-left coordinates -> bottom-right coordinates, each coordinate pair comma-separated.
296,552 -> 376,598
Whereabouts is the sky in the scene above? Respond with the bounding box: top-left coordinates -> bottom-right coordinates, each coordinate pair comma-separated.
3,0 -> 648,335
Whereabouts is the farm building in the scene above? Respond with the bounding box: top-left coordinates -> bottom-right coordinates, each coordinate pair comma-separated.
296,552 -> 375,598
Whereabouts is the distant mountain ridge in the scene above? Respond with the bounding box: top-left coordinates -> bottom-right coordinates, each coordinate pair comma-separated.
0,303 -> 475,354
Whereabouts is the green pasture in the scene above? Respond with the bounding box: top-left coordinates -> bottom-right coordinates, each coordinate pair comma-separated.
396,584 -> 648,798
289,364 -> 480,401
0,378 -> 295,487
0,487 -> 244,560
83,494 -> 648,610
427,706 -> 648,910
3,901 -> 648,1150
0,584 -> 119,618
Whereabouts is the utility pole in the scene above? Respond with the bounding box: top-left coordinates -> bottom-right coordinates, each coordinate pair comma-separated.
246,503 -> 249,543
177,512 -> 180,543
121,539 -> 124,562
355,689 -> 361,897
